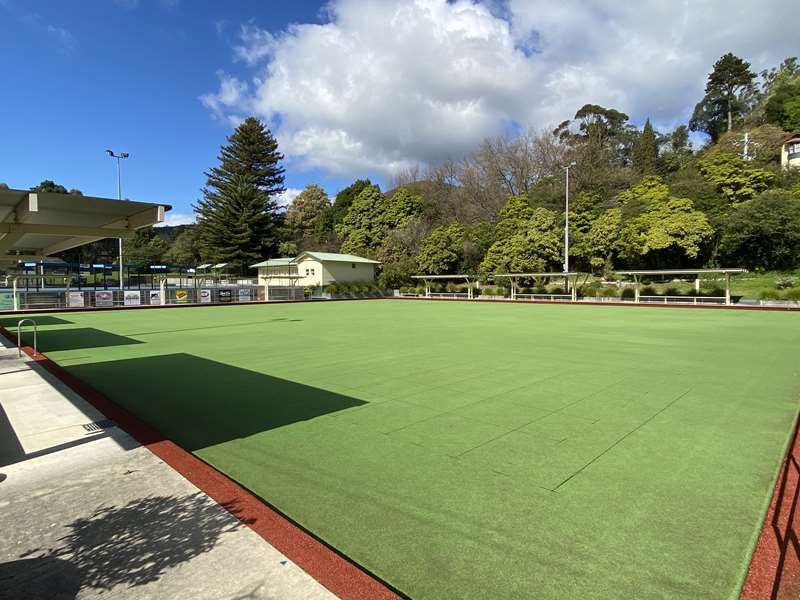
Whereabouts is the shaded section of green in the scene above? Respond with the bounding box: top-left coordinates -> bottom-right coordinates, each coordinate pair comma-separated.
66,353 -> 366,451
23,301 -> 800,600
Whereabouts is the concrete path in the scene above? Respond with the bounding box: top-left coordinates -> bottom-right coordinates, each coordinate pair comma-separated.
0,338 -> 337,600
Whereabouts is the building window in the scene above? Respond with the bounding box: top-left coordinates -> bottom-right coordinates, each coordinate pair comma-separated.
311,268 -> 315,275
789,141 -> 800,156
305,268 -> 309,276
352,263 -> 356,268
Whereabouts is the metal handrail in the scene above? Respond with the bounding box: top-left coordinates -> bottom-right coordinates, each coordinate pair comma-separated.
17,318 -> 38,357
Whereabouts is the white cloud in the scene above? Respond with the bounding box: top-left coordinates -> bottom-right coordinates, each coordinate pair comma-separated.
203,0 -> 798,178
276,187 -> 302,208
156,212 -> 196,227
46,24 -> 75,53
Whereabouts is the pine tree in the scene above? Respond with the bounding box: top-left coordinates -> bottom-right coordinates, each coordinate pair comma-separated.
632,119 -> 658,175
196,174 -> 277,271
195,117 -> 285,272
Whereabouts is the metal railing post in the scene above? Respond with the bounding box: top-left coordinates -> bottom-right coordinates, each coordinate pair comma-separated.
17,318 -> 38,357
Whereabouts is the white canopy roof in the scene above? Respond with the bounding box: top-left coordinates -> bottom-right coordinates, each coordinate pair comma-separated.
0,188 -> 170,263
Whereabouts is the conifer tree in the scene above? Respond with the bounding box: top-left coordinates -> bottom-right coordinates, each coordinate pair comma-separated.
195,117 -> 284,271
632,119 -> 658,175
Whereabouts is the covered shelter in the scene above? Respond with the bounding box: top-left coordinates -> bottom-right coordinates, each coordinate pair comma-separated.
0,188 -> 169,310
411,274 -> 476,299
493,272 -> 581,301
614,268 -> 747,305
0,188 -> 168,264
251,258 -> 303,301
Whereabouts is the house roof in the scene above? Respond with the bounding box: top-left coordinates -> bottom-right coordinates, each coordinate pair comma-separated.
781,132 -> 800,143
250,257 -> 296,268
296,251 -> 380,264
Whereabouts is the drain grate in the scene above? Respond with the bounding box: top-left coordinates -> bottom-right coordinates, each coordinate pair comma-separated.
83,419 -> 116,432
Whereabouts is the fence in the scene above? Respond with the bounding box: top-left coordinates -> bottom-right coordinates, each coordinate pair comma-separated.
1,285 -> 276,311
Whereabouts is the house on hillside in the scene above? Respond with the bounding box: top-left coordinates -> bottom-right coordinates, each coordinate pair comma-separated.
251,251 -> 380,288
781,132 -> 800,169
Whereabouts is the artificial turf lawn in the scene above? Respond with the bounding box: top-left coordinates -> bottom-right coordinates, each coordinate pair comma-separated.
7,300 -> 800,599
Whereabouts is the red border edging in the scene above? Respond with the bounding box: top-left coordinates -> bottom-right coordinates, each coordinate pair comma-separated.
0,324 -> 401,600
741,419 -> 800,599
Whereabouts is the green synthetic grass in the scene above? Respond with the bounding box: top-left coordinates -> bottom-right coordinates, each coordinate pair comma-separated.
6,301 -> 800,599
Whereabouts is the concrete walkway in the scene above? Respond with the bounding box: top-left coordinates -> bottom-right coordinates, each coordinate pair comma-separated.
0,338 -> 337,600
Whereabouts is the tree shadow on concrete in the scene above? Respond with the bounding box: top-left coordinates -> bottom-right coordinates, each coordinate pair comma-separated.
15,492 -> 247,596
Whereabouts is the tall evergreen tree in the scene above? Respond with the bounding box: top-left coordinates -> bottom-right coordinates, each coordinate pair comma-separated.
195,117 -> 284,272
196,174 -> 277,272
632,119 -> 658,175
690,53 -> 756,140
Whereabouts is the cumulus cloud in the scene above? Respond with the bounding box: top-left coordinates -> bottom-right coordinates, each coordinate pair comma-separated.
156,212 -> 196,227
203,0 -> 798,178
276,187 -> 302,208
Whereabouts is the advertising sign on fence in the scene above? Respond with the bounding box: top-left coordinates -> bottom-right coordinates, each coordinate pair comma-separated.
149,290 -> 161,305
199,289 -> 212,303
175,290 -> 190,304
219,289 -> 232,303
0,292 -> 14,310
124,290 -> 141,306
238,288 -> 251,302
67,291 -> 85,308
95,291 -> 114,307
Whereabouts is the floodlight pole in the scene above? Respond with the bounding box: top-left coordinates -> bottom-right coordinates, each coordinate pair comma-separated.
106,150 -> 129,291
562,161 -> 576,291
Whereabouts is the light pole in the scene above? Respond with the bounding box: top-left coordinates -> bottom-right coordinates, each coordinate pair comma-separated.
562,161 -> 576,290
106,149 -> 129,291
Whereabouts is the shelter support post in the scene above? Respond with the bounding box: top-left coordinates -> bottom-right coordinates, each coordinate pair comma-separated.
634,275 -> 640,304
571,275 -> 577,302
12,277 -> 19,311
425,279 -> 430,298
510,277 -> 516,301
725,272 -> 731,305
159,277 -> 167,305
466,277 -> 473,300
264,283 -> 270,302
695,277 -> 700,293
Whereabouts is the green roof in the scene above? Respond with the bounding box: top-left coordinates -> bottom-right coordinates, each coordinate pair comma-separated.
297,251 -> 380,264
250,257 -> 296,268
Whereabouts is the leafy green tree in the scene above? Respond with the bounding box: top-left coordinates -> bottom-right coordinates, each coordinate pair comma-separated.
278,240 -> 298,256
196,174 -> 278,271
30,180 -> 83,195
698,154 -> 775,204
616,177 -> 712,266
416,224 -> 466,275
586,208 -> 622,271
720,190 -> 800,269
163,228 -> 200,264
338,185 -> 422,256
284,184 -> 331,248
124,227 -> 169,265
632,119 -> 658,175
480,200 -> 561,275
690,53 -> 756,140
195,118 -> 284,271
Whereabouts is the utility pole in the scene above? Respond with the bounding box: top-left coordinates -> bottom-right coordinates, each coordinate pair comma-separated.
562,161 -> 576,291
106,150 -> 129,291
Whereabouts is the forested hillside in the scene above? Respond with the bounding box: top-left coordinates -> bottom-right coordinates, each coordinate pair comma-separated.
11,53 -> 800,287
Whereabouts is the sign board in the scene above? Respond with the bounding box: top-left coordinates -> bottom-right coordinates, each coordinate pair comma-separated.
238,288 -> 251,302
124,290 -> 141,306
175,289 -> 190,304
199,289 -> 212,303
149,290 -> 161,305
0,292 -> 15,310
219,289 -> 233,303
67,291 -> 85,308
95,291 -> 114,307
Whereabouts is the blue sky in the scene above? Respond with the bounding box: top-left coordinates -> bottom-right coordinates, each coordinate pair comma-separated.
0,0 -> 344,223
1,1 -> 796,225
